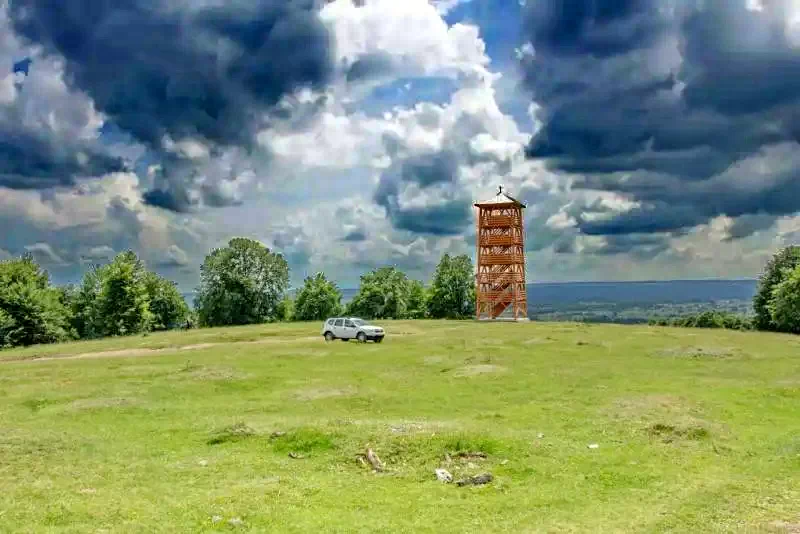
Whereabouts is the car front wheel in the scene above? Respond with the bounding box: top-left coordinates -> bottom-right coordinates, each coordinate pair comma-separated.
324,331 -> 334,341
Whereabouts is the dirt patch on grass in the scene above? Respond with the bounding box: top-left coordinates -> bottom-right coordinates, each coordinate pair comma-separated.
5,336 -> 322,364
293,386 -> 357,401
171,365 -> 250,381
453,364 -> 507,377
68,397 -> 140,410
655,346 -> 740,359
523,337 -> 554,345
769,521 -> 800,533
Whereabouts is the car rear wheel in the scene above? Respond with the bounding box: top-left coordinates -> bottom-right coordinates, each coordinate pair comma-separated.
357,332 -> 367,343
324,331 -> 334,341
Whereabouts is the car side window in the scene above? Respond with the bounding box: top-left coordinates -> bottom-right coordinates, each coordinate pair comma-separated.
344,320 -> 355,328
334,319 -> 343,327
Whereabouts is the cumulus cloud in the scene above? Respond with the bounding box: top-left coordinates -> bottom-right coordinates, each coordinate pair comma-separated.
1,2 -> 125,190
24,242 -> 67,266
5,0 -> 335,210
521,0 -> 800,240
0,172 -> 208,285
321,0 -> 492,86
372,78 -> 533,236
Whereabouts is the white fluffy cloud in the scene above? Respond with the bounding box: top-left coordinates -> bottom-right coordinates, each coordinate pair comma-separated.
321,0 -> 492,84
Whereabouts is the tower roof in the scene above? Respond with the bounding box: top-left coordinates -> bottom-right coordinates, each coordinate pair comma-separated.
474,186 -> 526,208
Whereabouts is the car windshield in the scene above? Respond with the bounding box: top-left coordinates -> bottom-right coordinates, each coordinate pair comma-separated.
351,319 -> 365,326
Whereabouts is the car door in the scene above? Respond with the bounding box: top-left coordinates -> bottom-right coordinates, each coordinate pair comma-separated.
333,319 -> 344,337
343,319 -> 357,339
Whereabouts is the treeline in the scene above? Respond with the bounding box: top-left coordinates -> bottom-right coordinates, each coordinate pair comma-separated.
0,237 -> 475,349
649,246 -> 800,334
648,311 -> 753,331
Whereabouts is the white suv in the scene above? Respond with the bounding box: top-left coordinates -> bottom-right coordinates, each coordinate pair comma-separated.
321,317 -> 385,343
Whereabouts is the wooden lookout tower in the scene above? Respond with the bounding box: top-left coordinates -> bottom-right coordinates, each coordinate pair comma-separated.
474,186 -> 528,321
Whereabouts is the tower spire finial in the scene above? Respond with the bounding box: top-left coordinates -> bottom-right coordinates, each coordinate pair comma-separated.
498,185 -> 503,195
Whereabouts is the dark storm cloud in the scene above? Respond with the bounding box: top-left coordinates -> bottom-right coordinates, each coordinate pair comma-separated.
374,149 -> 472,236
341,230 -> 367,242
521,0 -> 800,239
345,51 -> 396,82
8,0 -> 335,209
523,0 -> 667,58
588,234 -> 670,258
0,125 -> 125,189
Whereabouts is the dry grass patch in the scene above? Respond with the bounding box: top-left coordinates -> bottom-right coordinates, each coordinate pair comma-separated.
68,397 -> 140,411
655,345 -> 741,359
453,364 -> 507,377
171,365 -> 250,382
292,386 -> 358,401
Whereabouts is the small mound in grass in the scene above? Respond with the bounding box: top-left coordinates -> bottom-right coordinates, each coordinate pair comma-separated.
270,428 -> 336,454
647,422 -> 710,443
207,422 -> 256,445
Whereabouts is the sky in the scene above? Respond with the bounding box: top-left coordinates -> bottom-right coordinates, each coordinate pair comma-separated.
2,0 -> 800,291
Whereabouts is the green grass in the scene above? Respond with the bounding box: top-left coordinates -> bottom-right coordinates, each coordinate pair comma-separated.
1,321 -> 799,532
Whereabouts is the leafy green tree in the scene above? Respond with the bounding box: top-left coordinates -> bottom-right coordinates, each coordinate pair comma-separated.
68,266 -> 103,339
275,295 -> 294,322
294,273 -> 342,321
427,254 -> 476,319
406,280 -> 428,319
347,266 -> 411,319
768,265 -> 800,334
195,238 -> 290,327
143,271 -> 190,331
0,255 -> 73,348
754,246 -> 800,331
94,251 -> 153,336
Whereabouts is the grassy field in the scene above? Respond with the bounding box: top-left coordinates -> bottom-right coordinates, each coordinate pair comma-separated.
1,321 -> 799,533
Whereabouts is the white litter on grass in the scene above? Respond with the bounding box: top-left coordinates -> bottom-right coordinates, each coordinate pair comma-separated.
588,443 -> 599,449
435,468 -> 453,483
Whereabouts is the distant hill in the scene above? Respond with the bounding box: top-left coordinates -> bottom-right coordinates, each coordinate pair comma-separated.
527,279 -> 757,305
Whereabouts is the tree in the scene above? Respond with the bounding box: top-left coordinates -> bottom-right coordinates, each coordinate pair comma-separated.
347,266 -> 411,319
0,255 -> 73,348
754,246 -> 800,331
406,280 -> 428,319
293,272 -> 342,321
143,271 -> 190,331
67,265 -> 103,339
275,295 -> 294,322
94,251 -> 153,337
427,254 -> 476,319
195,238 -> 290,327
768,265 -> 800,334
